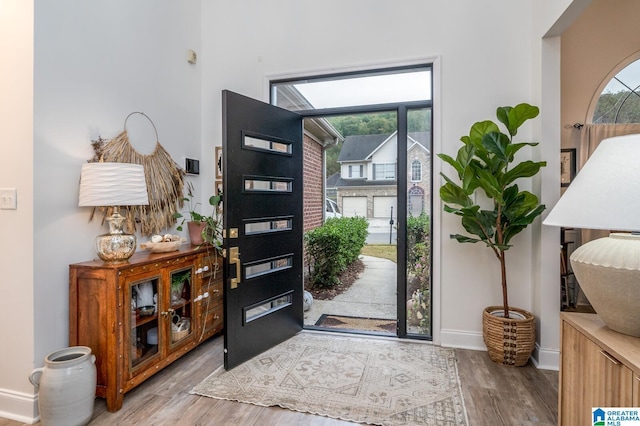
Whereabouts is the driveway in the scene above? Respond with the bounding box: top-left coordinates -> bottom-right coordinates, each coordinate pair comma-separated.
365,218 -> 397,244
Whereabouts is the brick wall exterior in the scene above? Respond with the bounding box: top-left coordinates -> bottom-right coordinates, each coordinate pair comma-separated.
303,133 -> 323,233
302,133 -> 325,274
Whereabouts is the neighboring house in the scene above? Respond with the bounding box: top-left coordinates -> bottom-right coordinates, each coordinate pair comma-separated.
332,131 -> 430,219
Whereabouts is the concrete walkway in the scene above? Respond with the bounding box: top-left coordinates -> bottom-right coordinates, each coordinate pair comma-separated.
304,255 -> 397,326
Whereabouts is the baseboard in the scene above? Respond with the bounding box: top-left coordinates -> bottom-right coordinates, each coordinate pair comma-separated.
440,329 -> 560,371
439,328 -> 485,351
532,343 -> 559,371
0,387 -> 38,424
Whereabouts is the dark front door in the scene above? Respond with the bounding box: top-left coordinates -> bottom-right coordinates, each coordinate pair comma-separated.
222,90 -> 304,369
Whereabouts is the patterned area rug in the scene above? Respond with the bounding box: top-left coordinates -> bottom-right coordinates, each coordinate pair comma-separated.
191,332 -> 468,425
315,314 -> 396,333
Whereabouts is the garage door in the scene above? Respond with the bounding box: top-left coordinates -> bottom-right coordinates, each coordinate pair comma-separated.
342,196 -> 367,217
373,196 -> 397,218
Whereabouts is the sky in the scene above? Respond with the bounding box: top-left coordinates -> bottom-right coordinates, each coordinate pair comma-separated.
293,70 -> 431,109
603,60 -> 640,93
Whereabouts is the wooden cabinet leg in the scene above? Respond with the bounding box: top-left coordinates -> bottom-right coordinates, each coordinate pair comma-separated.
106,393 -> 124,413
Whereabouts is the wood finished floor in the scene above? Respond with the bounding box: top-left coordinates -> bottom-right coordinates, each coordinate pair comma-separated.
1,334 -> 558,426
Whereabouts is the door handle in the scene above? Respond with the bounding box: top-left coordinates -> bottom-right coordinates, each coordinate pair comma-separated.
229,247 -> 241,289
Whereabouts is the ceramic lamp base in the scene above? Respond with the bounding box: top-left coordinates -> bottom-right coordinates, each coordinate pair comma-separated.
571,232 -> 640,337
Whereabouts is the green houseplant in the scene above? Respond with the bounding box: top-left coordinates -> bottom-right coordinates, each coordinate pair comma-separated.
438,103 -> 546,366
173,182 -> 222,248
171,270 -> 191,305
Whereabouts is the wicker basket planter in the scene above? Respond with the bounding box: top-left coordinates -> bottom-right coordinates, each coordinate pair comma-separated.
482,306 -> 535,367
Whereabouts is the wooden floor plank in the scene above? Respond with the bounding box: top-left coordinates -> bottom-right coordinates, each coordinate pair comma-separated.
0,335 -> 557,425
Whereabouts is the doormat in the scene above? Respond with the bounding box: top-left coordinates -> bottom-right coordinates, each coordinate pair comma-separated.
191,332 -> 468,426
314,314 -> 396,333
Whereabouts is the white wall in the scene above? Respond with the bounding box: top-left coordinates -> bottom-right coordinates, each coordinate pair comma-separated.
0,1 -> 35,421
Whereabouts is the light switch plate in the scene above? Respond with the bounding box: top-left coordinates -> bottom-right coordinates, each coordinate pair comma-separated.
0,188 -> 17,210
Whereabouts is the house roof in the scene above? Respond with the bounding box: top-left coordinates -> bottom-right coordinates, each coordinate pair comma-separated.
338,131 -> 430,162
326,172 -> 341,187
408,132 -> 430,151
337,134 -> 390,162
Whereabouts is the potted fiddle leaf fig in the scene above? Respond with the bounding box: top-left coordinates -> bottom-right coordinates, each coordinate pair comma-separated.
438,103 -> 546,366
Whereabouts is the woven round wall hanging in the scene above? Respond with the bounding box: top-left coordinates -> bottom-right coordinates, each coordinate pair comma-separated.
89,112 -> 185,236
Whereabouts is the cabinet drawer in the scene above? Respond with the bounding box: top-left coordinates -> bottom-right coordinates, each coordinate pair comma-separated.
202,279 -> 223,301
202,301 -> 223,332
200,253 -> 223,278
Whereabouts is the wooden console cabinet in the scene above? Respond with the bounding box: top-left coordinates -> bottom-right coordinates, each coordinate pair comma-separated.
69,246 -> 223,412
559,313 -> 640,425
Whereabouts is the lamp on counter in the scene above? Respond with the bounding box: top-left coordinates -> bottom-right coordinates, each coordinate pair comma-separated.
79,162 -> 149,263
544,134 -> 640,336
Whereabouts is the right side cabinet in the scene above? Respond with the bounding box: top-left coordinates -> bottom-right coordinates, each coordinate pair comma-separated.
559,313 -> 640,425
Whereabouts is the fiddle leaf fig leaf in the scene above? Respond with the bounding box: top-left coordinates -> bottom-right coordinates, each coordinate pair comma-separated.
497,103 -> 539,136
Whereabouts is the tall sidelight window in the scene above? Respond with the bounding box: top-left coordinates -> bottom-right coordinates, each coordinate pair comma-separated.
271,64 -> 433,340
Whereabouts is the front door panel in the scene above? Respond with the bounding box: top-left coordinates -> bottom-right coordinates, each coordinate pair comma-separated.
222,90 -> 303,369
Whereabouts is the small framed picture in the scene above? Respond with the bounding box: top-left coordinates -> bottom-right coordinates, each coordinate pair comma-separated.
215,146 -> 223,179
560,148 -> 576,187
215,180 -> 223,196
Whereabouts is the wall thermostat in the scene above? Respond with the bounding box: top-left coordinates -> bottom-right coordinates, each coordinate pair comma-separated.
185,158 -> 200,175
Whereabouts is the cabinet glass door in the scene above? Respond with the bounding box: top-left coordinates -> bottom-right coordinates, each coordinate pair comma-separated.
129,276 -> 161,372
169,267 -> 194,346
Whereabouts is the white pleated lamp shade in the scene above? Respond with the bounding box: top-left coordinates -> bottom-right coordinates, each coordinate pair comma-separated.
79,162 -> 149,207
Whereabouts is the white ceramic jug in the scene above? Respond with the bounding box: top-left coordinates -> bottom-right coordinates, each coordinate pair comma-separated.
29,346 -> 96,426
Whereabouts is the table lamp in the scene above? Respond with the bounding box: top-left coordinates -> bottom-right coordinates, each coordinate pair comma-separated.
544,134 -> 640,336
79,162 -> 149,263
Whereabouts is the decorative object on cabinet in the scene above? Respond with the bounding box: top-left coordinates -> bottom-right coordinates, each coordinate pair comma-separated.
69,246 -> 223,412
438,103 -> 545,366
78,162 -> 149,263
139,233 -> 186,253
560,148 -> 576,187
89,112 -> 186,236
544,134 -> 640,337
559,313 -> 640,425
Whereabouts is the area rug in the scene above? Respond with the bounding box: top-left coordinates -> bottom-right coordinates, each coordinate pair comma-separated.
315,314 -> 396,333
191,332 -> 468,425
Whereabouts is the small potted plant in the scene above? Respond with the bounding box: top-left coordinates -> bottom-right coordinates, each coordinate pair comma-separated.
438,103 -> 546,366
174,182 -> 222,247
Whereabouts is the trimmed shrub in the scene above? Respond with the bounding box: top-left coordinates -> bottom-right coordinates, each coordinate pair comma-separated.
305,217 -> 369,288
